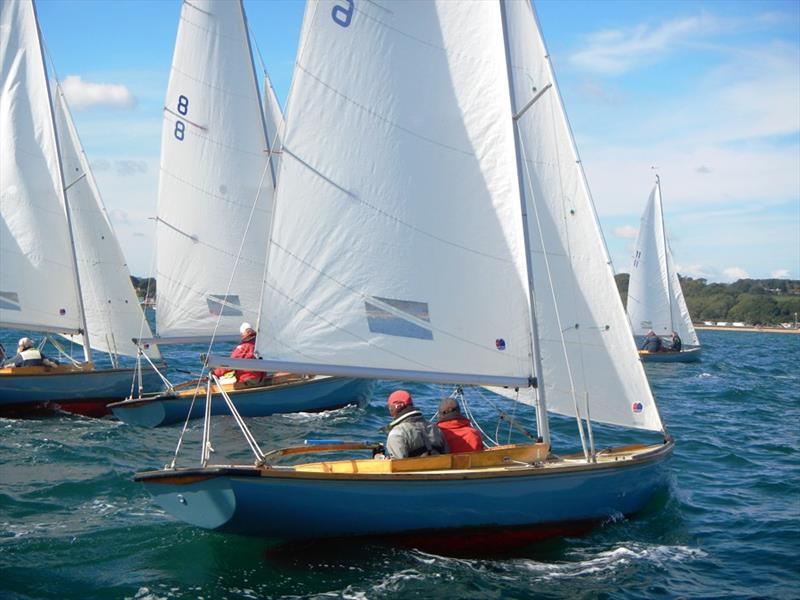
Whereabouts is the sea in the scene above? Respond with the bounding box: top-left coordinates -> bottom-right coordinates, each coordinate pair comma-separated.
1,328 -> 798,599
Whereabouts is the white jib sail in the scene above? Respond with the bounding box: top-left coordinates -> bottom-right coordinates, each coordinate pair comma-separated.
0,0 -> 83,335
53,87 -> 161,360
155,0 -> 275,339
494,0 -> 663,432
256,1 -> 534,384
627,182 -> 699,347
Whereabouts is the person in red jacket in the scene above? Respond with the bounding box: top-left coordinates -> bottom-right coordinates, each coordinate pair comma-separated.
212,322 -> 265,388
436,397 -> 484,453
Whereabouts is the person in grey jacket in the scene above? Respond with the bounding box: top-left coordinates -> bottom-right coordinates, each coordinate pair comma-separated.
383,389 -> 448,459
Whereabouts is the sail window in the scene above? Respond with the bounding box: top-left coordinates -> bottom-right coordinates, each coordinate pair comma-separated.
206,294 -> 243,317
0,292 -> 21,311
365,297 -> 433,340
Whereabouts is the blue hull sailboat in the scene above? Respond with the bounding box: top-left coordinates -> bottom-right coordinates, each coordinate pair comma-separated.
137,0 -> 674,551
627,176 -> 702,363
0,0 -> 161,417
110,375 -> 374,427
108,0 -> 370,425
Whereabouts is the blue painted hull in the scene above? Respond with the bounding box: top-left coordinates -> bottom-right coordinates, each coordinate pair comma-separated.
137,441 -> 673,551
110,377 -> 375,427
0,367 -> 163,416
640,347 -> 702,363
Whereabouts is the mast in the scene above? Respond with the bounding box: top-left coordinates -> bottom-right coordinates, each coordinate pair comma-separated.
655,175 -> 675,335
238,0 -> 277,336
498,0 -> 549,444
32,0 -> 92,362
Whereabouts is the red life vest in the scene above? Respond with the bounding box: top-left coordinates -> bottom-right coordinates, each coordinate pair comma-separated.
437,418 -> 484,453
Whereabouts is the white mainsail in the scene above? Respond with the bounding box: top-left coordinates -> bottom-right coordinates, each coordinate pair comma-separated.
0,0 -> 83,336
155,0 -> 276,340
498,0 -> 662,431
257,1 -> 534,385
627,180 -> 699,347
53,86 -> 160,360
244,0 -> 661,432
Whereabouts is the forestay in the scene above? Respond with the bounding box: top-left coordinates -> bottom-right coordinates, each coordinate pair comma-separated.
495,0 -> 662,432
0,0 -> 82,335
155,0 -> 275,339
53,87 -> 161,359
627,182 -> 699,347
257,1 -> 534,384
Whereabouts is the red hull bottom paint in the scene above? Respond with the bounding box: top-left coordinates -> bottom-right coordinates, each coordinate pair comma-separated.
266,519 -> 601,559
0,400 -> 113,418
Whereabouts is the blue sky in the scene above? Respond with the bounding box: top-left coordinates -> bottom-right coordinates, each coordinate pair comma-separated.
34,0 -> 800,281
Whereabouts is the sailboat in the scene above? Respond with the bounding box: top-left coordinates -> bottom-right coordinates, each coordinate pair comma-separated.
0,0 -> 162,417
108,0 -> 373,427
136,0 -> 673,552
627,176 -> 701,363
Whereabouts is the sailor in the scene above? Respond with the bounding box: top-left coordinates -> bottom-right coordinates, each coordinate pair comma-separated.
640,330 -> 662,352
212,322 -> 266,388
436,397 -> 484,453
3,337 -> 58,368
383,390 -> 447,459
670,331 -> 682,352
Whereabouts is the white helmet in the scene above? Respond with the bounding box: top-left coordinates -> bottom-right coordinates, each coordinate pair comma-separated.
239,322 -> 254,335
18,337 -> 33,350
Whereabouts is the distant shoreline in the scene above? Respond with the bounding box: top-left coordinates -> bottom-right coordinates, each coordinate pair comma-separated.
694,325 -> 800,335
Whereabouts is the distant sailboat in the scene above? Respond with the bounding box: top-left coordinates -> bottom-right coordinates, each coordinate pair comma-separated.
136,0 -> 673,552
627,176 -> 701,363
0,0 -> 161,416
108,0 -> 373,427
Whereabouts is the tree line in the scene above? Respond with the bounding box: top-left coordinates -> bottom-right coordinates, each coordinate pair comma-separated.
131,274 -> 800,327
615,274 -> 800,326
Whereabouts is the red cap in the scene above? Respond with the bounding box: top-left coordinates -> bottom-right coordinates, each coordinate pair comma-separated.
387,390 -> 412,411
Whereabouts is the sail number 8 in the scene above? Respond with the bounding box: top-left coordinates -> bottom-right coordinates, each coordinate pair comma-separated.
332,0 -> 354,28
174,95 -> 189,141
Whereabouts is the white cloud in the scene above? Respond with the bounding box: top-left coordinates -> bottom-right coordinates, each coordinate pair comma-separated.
61,75 -> 136,110
771,269 -> 791,279
722,267 -> 750,281
613,225 -> 638,239
569,15 -> 718,75
675,264 -> 714,279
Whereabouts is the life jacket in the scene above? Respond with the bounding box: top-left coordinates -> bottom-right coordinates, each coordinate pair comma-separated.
18,348 -> 44,367
385,408 -> 447,458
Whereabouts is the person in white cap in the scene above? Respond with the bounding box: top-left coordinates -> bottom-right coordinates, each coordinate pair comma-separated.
211,322 -> 266,388
3,337 -> 58,368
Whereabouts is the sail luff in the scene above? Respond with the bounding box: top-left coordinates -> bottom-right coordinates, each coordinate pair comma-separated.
498,0 -> 549,444
31,0 -> 92,362
655,176 -> 675,333
501,0 -> 664,432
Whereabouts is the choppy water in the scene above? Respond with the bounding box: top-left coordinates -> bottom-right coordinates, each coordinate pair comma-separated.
1,329 -> 798,599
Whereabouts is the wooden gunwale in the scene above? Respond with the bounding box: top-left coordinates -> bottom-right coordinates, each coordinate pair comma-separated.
136,439 -> 674,484
0,364 -> 161,377
112,373 -> 328,407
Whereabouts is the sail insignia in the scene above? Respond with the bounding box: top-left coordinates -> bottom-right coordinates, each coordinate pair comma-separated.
206,294 -> 243,317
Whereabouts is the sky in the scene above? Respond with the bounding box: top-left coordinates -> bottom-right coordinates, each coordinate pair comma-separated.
33,0 -> 800,282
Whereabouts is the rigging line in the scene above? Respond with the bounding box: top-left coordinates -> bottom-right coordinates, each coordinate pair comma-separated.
461,387 -> 499,447
159,166 -> 271,207
267,240 -> 523,360
517,127 -> 588,460
544,83 -> 592,403
280,149 -> 516,265
197,160 -> 272,388
167,62 -> 258,104
163,106 -> 207,131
